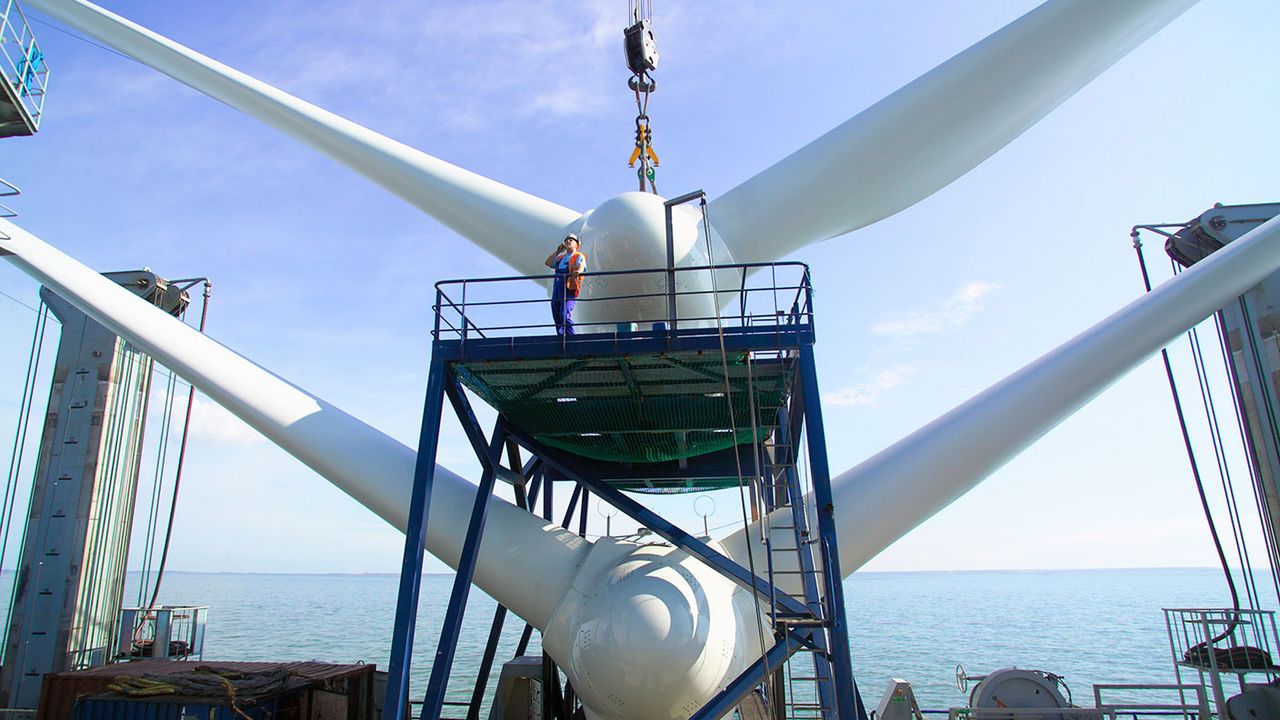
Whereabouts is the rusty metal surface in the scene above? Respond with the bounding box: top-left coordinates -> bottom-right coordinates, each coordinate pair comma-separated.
37,661 -> 374,720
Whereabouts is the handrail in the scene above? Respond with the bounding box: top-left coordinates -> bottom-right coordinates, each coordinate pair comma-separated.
433,260 -> 810,290
432,261 -> 813,344
0,0 -> 49,132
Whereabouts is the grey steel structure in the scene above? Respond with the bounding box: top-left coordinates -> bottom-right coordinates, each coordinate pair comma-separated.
0,271 -> 187,709
1164,203 -> 1280,577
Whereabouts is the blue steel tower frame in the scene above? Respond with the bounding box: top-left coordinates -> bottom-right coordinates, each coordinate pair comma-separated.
382,260 -> 866,720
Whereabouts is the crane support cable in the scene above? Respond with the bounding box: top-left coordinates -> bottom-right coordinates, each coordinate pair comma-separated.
1131,230 -> 1241,642
147,280 -> 211,610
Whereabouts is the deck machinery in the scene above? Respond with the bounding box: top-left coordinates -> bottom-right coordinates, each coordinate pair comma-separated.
384,258 -> 867,719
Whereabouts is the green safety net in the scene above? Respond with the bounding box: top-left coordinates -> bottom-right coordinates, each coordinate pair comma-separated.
453,350 -> 795,490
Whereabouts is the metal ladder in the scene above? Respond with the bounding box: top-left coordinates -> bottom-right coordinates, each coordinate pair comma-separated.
757,391 -> 844,720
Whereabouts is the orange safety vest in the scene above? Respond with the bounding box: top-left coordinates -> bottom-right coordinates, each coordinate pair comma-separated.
560,251 -> 587,296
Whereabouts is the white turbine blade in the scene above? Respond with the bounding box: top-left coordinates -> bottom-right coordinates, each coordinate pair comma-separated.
0,219 -> 588,629
721,214 -> 1280,576
24,0 -> 580,275
709,0 -> 1198,264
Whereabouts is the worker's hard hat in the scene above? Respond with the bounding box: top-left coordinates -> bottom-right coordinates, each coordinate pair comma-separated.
564,233 -> 579,242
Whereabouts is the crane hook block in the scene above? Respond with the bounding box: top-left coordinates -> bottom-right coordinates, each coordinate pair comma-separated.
628,75 -> 657,93
624,19 -> 659,76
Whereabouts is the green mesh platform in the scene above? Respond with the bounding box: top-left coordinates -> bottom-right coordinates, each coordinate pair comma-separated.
453,350 -> 795,479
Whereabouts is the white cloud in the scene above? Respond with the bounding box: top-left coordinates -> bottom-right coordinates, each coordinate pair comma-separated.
872,281 -> 1000,338
188,396 -> 265,447
824,366 -> 911,407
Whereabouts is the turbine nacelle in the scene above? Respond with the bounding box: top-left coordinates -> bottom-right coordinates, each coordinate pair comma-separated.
564,192 -> 738,329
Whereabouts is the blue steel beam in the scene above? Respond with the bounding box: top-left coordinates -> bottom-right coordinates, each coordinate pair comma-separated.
502,425 -> 810,617
798,344 -> 867,720
433,323 -> 812,363
383,354 -> 448,720
687,630 -> 813,720
468,446 -> 541,720
421,407 -> 506,718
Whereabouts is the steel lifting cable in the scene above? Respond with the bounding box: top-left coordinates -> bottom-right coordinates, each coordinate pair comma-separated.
1227,294 -> 1280,615
1185,314 -> 1264,612
698,198 -> 779,715
1171,251 -> 1276,622
0,300 -> 50,646
75,335 -> 140,663
138,330 -> 183,607
1169,253 -> 1264,613
1217,303 -> 1280,606
146,280 -> 211,610
1,304 -> 52,654
0,301 -> 48,566
1131,230 -> 1241,643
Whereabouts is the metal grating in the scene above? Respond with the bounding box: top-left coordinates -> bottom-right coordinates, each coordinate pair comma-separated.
455,349 -> 795,483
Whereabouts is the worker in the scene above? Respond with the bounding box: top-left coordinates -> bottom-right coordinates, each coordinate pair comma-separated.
545,234 -> 587,335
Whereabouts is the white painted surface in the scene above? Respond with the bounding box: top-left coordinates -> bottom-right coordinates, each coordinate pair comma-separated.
709,0 -> 1199,264
0,219 -> 588,630
22,0 -> 581,277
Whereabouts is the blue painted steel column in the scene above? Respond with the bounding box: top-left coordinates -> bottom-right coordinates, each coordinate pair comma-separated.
420,410 -> 504,719
688,631 -> 811,720
502,426 -> 809,617
799,344 -> 867,720
383,354 -> 448,720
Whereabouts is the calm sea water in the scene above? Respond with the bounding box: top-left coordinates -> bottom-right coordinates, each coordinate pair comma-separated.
127,567 -> 1275,712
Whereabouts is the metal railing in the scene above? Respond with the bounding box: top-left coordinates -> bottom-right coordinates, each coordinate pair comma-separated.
1092,683 -> 1210,720
432,261 -> 813,343
0,0 -> 47,132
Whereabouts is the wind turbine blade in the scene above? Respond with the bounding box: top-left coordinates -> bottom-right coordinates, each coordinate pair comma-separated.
721,214 -> 1280,576
709,0 -> 1199,264
0,219 -> 588,629
24,0 -> 580,275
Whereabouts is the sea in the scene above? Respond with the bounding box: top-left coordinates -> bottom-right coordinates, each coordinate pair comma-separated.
119,567 -> 1279,714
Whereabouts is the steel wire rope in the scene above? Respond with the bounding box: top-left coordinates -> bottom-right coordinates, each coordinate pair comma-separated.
27,14 -> 134,63
0,301 -> 48,654
52,311 -> 122,666
72,335 -> 138,665
136,365 -> 178,606
146,280 -> 211,610
0,307 -> 52,657
109,348 -> 155,654
698,197 -> 777,716
0,280 -> 210,625
1225,295 -> 1280,637
0,285 -> 197,392
1181,302 -> 1262,613
136,307 -> 188,610
1179,231 -> 1280,623
83,278 -> 170,664
1132,230 -> 1240,645
1216,303 -> 1280,607
0,301 -> 47,565
1168,259 -> 1267,613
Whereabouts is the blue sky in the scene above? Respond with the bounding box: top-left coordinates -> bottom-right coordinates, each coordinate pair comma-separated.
1,0 -> 1278,575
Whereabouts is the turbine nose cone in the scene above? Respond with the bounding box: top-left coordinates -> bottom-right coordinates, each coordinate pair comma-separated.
569,192 -> 736,329
554,543 -> 746,720
579,191 -> 671,273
